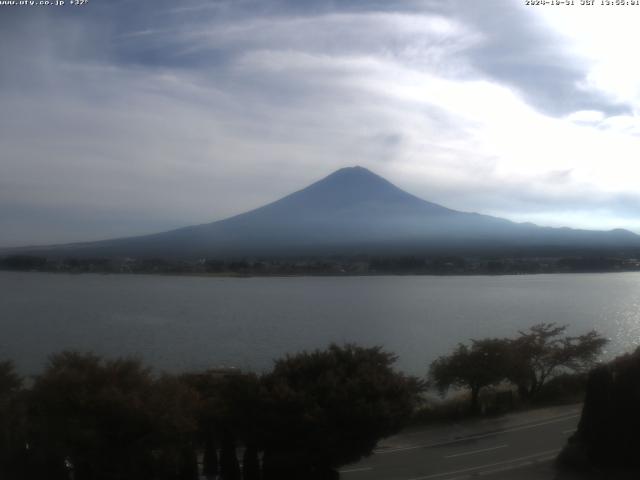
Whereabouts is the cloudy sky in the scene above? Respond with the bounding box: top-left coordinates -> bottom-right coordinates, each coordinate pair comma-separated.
2,0 -> 640,247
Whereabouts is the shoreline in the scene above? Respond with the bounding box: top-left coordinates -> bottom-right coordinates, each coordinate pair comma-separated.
2,268 -> 639,279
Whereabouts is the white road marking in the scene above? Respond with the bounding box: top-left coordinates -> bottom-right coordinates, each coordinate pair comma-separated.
401,410 -> 580,439
444,444 -> 508,459
339,467 -> 373,474
378,414 -> 579,454
405,448 -> 560,480
478,454 -> 557,476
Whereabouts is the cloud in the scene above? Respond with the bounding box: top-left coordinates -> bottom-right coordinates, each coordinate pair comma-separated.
1,0 -> 640,246
436,0 -> 630,117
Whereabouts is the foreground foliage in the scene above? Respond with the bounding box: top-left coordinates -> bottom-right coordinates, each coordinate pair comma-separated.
0,344 -> 421,480
24,352 -> 199,480
559,347 -> 640,473
429,339 -> 509,413
429,323 -> 607,412
260,345 -> 422,478
506,324 -> 608,400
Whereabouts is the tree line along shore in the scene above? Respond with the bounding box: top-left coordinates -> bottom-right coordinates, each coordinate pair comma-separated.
0,323 -> 636,479
3,253 -> 640,276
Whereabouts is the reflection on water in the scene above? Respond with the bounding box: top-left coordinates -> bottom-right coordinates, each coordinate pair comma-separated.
1,271 -> 640,375
611,301 -> 640,355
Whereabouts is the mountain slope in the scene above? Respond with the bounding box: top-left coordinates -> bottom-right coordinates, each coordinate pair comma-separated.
8,166 -> 640,258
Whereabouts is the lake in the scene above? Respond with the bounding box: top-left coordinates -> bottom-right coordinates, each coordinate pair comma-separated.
1,271 -> 639,376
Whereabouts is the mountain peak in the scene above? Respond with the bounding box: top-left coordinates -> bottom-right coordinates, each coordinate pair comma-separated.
323,165 -> 382,181
295,165 -> 415,205
313,165 -> 401,191
334,165 -> 369,173
253,165 -> 455,219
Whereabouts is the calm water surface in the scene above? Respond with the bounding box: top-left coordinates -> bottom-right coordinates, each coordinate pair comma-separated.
2,271 -> 640,375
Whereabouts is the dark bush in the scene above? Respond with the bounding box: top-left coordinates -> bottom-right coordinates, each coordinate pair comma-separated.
559,347 -> 640,474
260,344 -> 423,475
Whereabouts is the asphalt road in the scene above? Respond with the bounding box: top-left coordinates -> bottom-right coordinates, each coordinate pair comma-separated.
340,404 -> 581,480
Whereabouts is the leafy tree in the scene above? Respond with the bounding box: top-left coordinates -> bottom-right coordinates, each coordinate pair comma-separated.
507,323 -> 608,400
429,338 -> 510,413
260,344 -> 422,479
181,369 -> 262,479
176,445 -> 199,480
26,351 -> 199,480
219,431 -> 241,480
147,374 -> 200,480
242,444 -> 260,480
0,361 -> 21,395
0,361 -> 26,480
201,436 -> 218,479
559,347 -> 640,470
